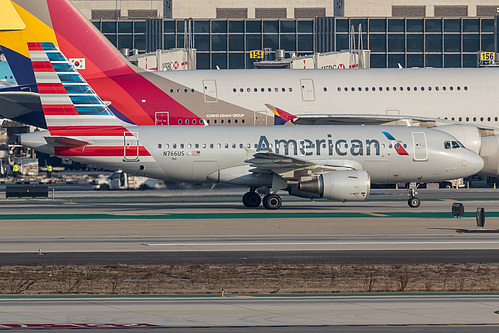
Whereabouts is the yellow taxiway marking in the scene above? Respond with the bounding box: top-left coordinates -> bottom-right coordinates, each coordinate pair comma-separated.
364,213 -> 389,217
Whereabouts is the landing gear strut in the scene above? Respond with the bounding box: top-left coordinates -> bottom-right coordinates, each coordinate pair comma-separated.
242,191 -> 261,208
407,188 -> 421,208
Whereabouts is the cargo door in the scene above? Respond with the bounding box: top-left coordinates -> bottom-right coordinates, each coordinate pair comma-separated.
203,80 -> 218,102
412,132 -> 428,161
124,132 -> 139,162
300,79 -> 315,101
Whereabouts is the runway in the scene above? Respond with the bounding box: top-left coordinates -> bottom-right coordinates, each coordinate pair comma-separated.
0,188 -> 498,263
1,187 -> 499,331
1,294 -> 498,329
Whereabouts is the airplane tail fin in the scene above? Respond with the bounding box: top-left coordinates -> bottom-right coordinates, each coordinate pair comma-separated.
265,104 -> 298,125
4,0 -> 137,85
1,0 -> 198,126
27,41 -> 126,135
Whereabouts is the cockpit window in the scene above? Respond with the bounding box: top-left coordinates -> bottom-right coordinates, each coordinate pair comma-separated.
445,141 -> 464,149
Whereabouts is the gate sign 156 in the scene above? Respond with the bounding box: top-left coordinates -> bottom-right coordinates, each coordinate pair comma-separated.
481,52 -> 495,61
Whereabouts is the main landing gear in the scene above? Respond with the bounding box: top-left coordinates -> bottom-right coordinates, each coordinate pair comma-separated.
242,189 -> 282,210
407,188 -> 421,208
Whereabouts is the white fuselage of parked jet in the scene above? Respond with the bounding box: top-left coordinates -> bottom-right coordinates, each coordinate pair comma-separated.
159,67 -> 499,129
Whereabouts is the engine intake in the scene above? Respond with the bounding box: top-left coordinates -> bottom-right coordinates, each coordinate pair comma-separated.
298,170 -> 370,201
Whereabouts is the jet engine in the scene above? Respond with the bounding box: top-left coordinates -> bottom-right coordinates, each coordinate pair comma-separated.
478,135 -> 499,176
295,170 -> 370,201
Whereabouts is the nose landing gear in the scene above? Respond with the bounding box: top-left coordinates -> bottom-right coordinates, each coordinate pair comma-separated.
408,188 -> 421,208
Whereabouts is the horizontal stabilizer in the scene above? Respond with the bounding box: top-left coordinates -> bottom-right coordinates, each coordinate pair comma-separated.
44,136 -> 90,147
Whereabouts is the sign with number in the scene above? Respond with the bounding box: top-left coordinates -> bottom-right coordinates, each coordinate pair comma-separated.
481,52 -> 495,61
250,51 -> 263,59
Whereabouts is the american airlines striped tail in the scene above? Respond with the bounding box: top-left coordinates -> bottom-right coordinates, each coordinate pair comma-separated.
27,41 -> 151,162
27,41 -> 124,131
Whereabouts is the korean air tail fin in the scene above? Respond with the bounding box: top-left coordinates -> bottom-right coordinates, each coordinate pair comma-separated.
27,41 -> 126,135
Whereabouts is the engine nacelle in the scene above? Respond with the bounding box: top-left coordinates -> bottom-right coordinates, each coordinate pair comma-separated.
436,124 -> 481,154
479,135 -> 499,176
297,170 -> 370,202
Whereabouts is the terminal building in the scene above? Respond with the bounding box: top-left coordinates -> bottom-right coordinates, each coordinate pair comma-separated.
39,1 -> 499,69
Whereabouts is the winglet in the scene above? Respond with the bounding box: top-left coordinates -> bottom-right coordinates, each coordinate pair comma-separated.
265,104 -> 297,125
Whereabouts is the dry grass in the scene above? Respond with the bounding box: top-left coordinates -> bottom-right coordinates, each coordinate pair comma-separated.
0,263 -> 497,295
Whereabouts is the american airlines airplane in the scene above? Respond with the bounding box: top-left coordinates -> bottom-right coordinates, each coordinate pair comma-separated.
0,0 -> 498,175
18,42 -> 484,209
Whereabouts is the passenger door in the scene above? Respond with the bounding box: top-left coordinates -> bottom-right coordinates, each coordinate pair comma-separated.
412,132 -> 428,161
123,132 -> 139,162
203,80 -> 218,102
300,79 -> 315,101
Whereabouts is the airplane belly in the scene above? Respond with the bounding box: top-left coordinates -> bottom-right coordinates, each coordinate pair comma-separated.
363,160 -> 391,183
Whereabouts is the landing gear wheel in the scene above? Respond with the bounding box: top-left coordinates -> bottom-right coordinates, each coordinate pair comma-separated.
408,197 -> 421,208
263,194 -> 282,210
242,192 -> 261,208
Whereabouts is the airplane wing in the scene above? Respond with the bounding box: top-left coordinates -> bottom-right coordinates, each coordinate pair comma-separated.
245,151 -> 360,181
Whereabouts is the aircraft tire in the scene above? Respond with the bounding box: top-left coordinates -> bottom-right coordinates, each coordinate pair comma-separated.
263,194 -> 282,210
243,192 -> 261,208
408,197 -> 421,208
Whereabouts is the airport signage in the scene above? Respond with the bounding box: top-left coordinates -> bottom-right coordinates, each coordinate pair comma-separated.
250,50 -> 263,59
480,52 -> 495,61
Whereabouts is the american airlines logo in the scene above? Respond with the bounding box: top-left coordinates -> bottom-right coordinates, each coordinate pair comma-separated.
256,135 -> 380,157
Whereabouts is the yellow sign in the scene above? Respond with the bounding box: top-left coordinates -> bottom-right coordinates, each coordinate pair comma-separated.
250,50 -> 263,59
481,52 -> 495,61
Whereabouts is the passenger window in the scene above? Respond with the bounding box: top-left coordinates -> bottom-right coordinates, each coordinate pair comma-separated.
393,87 -> 397,91
185,119 -> 189,125
289,88 -> 292,92
165,143 -> 169,148
239,143 -> 243,148
414,87 -> 418,91
443,87 -> 446,91
213,119 -> 217,124
193,119 -> 197,125
436,87 -> 439,91
180,143 -> 184,148
480,117 -> 484,121
378,87 -> 382,91
365,87 -> 369,91
202,143 -> 206,148
170,89 -> 174,93
282,88 -> 286,92
407,87 -> 411,91
242,119 -> 246,124
268,88 -> 271,92
261,88 -> 265,92
235,119 -> 238,124
358,87 -> 361,91
464,86 -> 468,91
195,143 -> 199,148
178,119 -> 182,125
158,144 -> 162,149
344,87 -> 348,91
232,143 -> 236,148
225,143 -> 229,148
428,87 -> 432,91
337,87 -> 341,92
400,87 -> 404,91
351,87 -> 355,91
473,117 -> 476,121
421,87 -> 424,91
247,88 -> 251,92
254,88 -> 257,92
450,87 -> 454,91
240,88 -> 243,92
173,143 -> 177,148
188,143 -> 192,148
466,117 -> 469,121
221,119 -> 224,124
275,87 -> 278,92
210,143 -> 214,148
184,89 -> 188,93
386,87 -> 390,91
217,143 -> 221,148
227,119 -> 231,124
457,86 -> 461,91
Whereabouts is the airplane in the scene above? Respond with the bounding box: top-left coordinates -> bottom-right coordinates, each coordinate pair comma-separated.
0,0 -> 498,176
18,42 -> 484,209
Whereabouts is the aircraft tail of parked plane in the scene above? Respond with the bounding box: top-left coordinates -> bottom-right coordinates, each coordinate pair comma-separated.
0,0 -> 295,128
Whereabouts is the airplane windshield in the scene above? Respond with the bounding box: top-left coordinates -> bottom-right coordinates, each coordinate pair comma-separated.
445,141 -> 465,149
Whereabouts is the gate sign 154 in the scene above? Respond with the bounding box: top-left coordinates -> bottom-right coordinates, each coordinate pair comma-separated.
250,51 -> 263,59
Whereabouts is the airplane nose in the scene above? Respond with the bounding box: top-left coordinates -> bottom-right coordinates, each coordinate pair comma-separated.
465,150 -> 484,174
